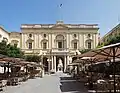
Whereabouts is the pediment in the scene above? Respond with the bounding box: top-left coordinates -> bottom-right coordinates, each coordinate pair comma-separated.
51,24 -> 68,29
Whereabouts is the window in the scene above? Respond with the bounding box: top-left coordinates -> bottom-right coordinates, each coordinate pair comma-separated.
44,34 -> 46,38
58,42 -> 62,48
74,42 -> 77,49
29,34 -> 32,37
74,34 -> 77,37
14,44 -> 18,47
28,43 -> 32,49
43,42 -> 47,49
88,34 -> 91,38
88,42 -> 91,49
3,37 -> 8,42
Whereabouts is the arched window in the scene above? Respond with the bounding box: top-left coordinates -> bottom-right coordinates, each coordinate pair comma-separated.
88,34 -> 91,37
71,39 -> 78,49
85,39 -> 92,49
26,39 -> 34,49
74,34 -> 77,38
29,34 -> 32,37
3,37 -> 8,42
55,34 -> 65,49
41,39 -> 48,49
43,34 -> 46,38
11,40 -> 19,47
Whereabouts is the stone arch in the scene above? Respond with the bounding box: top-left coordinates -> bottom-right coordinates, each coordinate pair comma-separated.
55,34 -> 64,40
26,39 -> 34,49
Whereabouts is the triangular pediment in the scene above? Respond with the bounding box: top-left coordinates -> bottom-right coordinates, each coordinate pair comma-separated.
51,24 -> 68,29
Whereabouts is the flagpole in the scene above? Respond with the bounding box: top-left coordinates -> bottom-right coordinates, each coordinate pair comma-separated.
58,3 -> 63,21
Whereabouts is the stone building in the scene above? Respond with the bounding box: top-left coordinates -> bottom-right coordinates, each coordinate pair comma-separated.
101,23 -> 120,43
0,21 -> 99,72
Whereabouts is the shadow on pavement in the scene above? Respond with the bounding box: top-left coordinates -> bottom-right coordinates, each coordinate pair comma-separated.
60,76 -> 88,93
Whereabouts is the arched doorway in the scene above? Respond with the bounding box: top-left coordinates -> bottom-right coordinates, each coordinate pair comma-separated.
43,57 -> 48,72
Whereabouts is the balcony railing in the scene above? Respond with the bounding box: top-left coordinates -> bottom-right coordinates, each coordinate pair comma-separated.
52,48 -> 69,52
22,48 -> 77,54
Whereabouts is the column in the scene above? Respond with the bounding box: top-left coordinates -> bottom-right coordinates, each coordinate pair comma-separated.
78,33 -> 80,48
67,56 -> 69,65
67,33 -> 69,48
83,34 -> 85,48
93,34 -> 96,49
64,56 -> 66,72
52,56 -> 54,70
54,56 -> 56,72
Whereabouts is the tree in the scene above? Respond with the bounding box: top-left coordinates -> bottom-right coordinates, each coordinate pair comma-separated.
97,42 -> 104,48
104,35 -> 120,46
0,40 -> 7,55
0,40 -> 24,58
79,49 -> 91,54
6,45 -> 24,58
25,55 -> 41,63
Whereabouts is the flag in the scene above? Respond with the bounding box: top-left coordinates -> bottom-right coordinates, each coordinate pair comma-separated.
60,4 -> 62,7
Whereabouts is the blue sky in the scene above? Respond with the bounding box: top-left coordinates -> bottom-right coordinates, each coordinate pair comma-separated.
0,0 -> 120,36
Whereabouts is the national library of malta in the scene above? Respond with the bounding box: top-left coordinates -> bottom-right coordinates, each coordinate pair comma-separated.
0,21 -> 99,72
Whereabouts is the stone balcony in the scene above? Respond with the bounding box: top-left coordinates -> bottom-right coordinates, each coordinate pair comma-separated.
22,48 -> 77,55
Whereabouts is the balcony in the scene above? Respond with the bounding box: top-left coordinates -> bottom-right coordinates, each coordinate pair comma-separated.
22,48 -> 77,54
22,49 -> 49,54
51,48 -> 69,53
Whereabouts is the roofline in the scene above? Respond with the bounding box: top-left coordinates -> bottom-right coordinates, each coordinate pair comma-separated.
102,23 -> 120,39
20,23 -> 99,29
0,26 -> 9,34
21,24 -> 98,26
10,31 -> 21,34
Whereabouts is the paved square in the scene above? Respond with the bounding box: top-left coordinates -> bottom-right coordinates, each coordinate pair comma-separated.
1,72 -> 88,93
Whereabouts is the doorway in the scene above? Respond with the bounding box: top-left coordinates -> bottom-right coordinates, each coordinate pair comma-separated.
43,57 -> 48,72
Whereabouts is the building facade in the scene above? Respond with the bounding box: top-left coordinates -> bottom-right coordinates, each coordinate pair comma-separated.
101,23 -> 120,43
0,21 -> 99,72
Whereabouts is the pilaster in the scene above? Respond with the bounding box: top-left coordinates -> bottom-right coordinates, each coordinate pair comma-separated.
64,56 -> 66,72
54,56 -> 56,72
52,56 -> 54,70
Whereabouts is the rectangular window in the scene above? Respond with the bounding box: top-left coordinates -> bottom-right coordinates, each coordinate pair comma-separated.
29,43 -> 32,49
58,42 -> 62,48
43,42 -> 47,49
88,42 -> 91,49
74,42 -> 77,49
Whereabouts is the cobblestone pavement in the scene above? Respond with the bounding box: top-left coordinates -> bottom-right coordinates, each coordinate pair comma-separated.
1,72 -> 88,93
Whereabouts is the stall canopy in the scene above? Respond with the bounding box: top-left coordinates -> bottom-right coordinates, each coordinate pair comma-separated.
75,42 -> 120,93
76,43 -> 120,62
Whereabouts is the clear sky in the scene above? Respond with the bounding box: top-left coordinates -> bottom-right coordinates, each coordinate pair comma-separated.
0,0 -> 120,37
